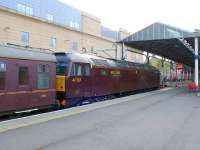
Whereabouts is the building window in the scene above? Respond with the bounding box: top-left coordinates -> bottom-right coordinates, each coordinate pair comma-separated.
17,3 -> 33,16
21,32 -> 29,45
19,67 -> 29,86
47,14 -> 54,22
37,64 -> 50,89
70,21 -> 74,28
75,23 -> 80,30
0,62 -> 6,90
50,37 -> 57,48
70,42 -> 78,51
69,21 -> 80,30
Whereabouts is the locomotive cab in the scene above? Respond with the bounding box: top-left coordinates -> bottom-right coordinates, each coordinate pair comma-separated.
55,52 -> 93,107
55,58 -> 69,108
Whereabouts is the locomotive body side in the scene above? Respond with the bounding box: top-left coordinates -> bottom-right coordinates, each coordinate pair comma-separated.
55,52 -> 160,107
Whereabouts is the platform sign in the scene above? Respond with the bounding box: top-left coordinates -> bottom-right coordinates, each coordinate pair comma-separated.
176,64 -> 184,70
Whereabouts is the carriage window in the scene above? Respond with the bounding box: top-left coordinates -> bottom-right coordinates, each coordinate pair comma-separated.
83,64 -> 91,76
19,67 -> 29,85
38,64 -> 50,89
0,62 -> 6,90
101,69 -> 108,76
71,63 -> 82,76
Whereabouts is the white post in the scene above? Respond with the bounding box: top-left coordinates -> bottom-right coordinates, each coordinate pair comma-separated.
122,42 -> 124,60
195,37 -> 199,88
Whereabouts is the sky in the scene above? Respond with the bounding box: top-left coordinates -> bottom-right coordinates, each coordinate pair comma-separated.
60,0 -> 200,33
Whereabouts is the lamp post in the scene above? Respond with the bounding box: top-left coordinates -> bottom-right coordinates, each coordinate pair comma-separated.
122,42 -> 125,60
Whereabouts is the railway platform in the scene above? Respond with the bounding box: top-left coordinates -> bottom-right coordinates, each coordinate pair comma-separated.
0,87 -> 200,150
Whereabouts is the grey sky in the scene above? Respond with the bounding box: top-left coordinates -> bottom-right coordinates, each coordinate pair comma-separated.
60,0 -> 200,33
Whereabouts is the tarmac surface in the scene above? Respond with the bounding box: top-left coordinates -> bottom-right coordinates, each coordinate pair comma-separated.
0,87 -> 200,150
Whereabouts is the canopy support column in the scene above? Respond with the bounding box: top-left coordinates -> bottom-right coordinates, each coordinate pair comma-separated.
194,37 -> 199,89
122,42 -> 124,60
146,53 -> 150,64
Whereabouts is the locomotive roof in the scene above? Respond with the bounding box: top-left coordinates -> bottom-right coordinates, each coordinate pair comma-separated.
55,52 -> 158,71
0,44 -> 57,62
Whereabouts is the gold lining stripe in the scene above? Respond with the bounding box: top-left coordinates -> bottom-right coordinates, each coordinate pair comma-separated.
0,93 -> 5,96
31,89 -> 56,94
0,89 -> 56,96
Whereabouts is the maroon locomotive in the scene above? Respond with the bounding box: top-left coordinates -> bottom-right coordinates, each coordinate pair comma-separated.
55,52 -> 160,107
0,45 -> 56,115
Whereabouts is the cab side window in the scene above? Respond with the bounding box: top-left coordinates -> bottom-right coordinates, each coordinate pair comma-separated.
71,63 -> 82,76
100,69 -> 108,76
0,62 -> 6,90
83,64 -> 91,76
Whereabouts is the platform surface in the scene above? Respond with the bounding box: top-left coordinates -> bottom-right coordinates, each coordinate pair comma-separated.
0,87 -> 200,150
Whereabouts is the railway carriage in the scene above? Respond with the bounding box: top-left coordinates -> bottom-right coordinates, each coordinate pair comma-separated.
55,53 -> 160,107
0,45 -> 56,115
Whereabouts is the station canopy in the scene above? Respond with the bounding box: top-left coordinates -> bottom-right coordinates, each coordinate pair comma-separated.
121,22 -> 200,66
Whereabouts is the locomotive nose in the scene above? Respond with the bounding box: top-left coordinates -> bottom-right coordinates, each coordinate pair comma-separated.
56,75 -> 66,92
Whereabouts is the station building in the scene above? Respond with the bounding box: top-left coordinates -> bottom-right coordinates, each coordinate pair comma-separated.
0,0 -> 144,63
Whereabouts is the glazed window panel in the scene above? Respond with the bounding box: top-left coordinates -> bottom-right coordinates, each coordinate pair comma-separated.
21,32 -> 29,45
50,37 -> 57,48
0,62 -> 6,72
100,69 -> 108,76
56,63 -> 69,75
38,64 -> 50,73
47,14 -> 54,22
0,72 -> 6,90
19,67 -> 29,85
38,74 -> 50,89
71,63 -> 82,76
0,62 -> 6,90
83,64 -> 91,76
37,64 -> 50,89
17,3 -> 33,16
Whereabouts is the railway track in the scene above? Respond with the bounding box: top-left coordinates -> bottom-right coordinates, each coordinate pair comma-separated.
0,97 -> 112,122
0,88 -> 159,123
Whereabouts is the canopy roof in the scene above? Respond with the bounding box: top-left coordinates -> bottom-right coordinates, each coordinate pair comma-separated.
121,22 -> 199,66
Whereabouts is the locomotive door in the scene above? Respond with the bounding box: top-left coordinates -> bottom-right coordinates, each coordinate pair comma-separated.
82,63 -> 92,98
70,63 -> 84,99
16,63 -> 31,109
